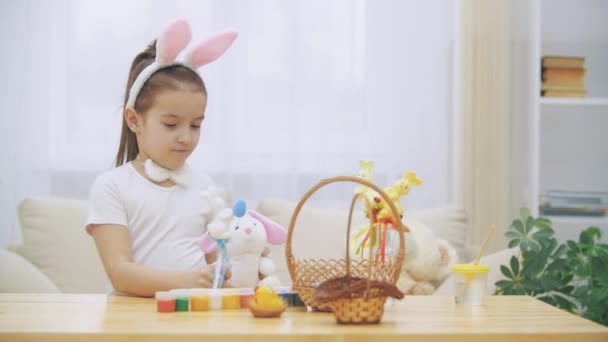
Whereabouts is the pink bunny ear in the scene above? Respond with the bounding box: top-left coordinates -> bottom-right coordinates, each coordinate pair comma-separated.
198,232 -> 218,253
156,18 -> 192,64
248,210 -> 287,245
186,29 -> 238,68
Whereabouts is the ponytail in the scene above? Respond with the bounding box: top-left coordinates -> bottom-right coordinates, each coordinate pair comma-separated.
115,41 -> 156,167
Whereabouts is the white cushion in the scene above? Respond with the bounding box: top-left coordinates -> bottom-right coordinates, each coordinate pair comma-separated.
11,197 -> 109,293
0,249 -> 60,293
256,198 -> 468,286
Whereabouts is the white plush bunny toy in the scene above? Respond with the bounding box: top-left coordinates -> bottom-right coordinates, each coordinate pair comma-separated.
198,200 -> 287,288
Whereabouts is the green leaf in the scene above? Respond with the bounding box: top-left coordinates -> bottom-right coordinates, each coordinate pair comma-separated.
510,256 -> 520,276
512,286 -> 527,295
580,227 -> 602,245
535,217 -> 552,230
495,280 -> 512,288
521,240 -> 541,253
503,285 -> 517,295
505,231 -> 521,239
522,279 -> 543,292
575,263 -> 591,278
513,220 -> 524,234
544,238 -> 558,253
596,273 -> 608,287
508,238 -> 521,248
573,286 -> 589,298
559,285 -> 574,294
520,208 -> 530,223
521,240 -> 530,252
541,275 -> 563,291
580,243 -> 594,256
588,288 -> 608,306
538,296 -> 557,307
529,240 -> 542,252
546,258 -> 567,273
597,246 -> 608,261
522,252 -> 545,277
561,274 -> 573,284
525,216 -> 535,234
553,245 -> 567,259
591,255 -> 608,275
555,295 -> 575,312
532,229 -> 554,241
501,265 -> 514,279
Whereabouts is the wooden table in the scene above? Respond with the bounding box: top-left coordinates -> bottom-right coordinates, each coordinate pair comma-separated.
0,294 -> 606,341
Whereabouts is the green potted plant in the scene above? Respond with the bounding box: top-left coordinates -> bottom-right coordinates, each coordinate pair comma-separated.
495,208 -> 608,326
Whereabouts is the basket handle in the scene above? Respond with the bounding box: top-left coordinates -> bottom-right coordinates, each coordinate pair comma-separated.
285,176 -> 409,284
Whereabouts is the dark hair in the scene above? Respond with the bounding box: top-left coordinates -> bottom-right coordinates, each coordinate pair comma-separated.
114,40 -> 207,167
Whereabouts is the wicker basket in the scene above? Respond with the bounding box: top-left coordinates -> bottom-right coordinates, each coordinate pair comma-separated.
286,176 -> 408,323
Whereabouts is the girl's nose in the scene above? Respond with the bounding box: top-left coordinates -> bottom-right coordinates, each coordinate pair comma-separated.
177,129 -> 193,144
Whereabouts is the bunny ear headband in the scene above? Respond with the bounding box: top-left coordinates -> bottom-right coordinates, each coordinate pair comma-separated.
126,18 -> 238,109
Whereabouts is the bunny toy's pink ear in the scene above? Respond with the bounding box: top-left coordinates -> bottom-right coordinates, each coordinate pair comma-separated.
247,210 -> 287,245
156,18 -> 192,64
186,29 -> 238,68
198,232 -> 218,253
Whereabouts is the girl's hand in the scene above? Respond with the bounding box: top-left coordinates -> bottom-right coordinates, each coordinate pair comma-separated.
186,264 -> 231,288
187,264 -> 214,288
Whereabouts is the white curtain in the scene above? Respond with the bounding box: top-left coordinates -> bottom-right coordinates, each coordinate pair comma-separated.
455,0 -> 536,253
1,0 -> 454,247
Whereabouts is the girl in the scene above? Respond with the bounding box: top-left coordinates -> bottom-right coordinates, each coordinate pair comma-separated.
86,19 -> 237,297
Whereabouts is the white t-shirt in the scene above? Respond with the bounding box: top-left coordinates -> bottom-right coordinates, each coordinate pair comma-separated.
86,162 -> 213,272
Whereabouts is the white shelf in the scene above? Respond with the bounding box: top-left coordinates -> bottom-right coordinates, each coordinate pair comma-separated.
540,97 -> 608,106
524,0 -> 608,243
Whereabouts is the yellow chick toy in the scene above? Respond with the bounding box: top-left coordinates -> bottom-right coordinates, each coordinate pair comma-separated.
250,286 -> 287,311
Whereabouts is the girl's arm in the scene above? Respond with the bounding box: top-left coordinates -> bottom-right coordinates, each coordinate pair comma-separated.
89,224 -> 214,297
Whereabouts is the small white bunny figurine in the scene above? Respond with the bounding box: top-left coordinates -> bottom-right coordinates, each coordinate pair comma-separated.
199,201 -> 287,288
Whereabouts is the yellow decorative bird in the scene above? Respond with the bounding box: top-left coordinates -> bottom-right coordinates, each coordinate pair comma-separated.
352,170 -> 423,263
377,171 -> 422,222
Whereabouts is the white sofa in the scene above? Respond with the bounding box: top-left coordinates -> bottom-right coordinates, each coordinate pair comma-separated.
0,196 -> 515,295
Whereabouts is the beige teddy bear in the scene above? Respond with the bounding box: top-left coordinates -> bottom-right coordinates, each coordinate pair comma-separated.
395,218 -> 457,295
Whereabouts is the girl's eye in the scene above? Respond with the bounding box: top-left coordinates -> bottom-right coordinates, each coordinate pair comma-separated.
191,124 -> 201,129
164,123 -> 177,128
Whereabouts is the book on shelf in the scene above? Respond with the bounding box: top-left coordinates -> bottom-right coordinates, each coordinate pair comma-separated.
542,68 -> 586,87
545,190 -> 608,202
539,190 -> 608,217
539,206 -> 606,217
540,56 -> 587,98
542,56 -> 585,69
541,90 -> 587,98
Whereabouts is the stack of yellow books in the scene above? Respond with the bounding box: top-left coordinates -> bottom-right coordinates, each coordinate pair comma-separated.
541,56 -> 586,98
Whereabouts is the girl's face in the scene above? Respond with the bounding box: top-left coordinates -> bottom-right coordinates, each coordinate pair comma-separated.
136,89 -> 207,170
